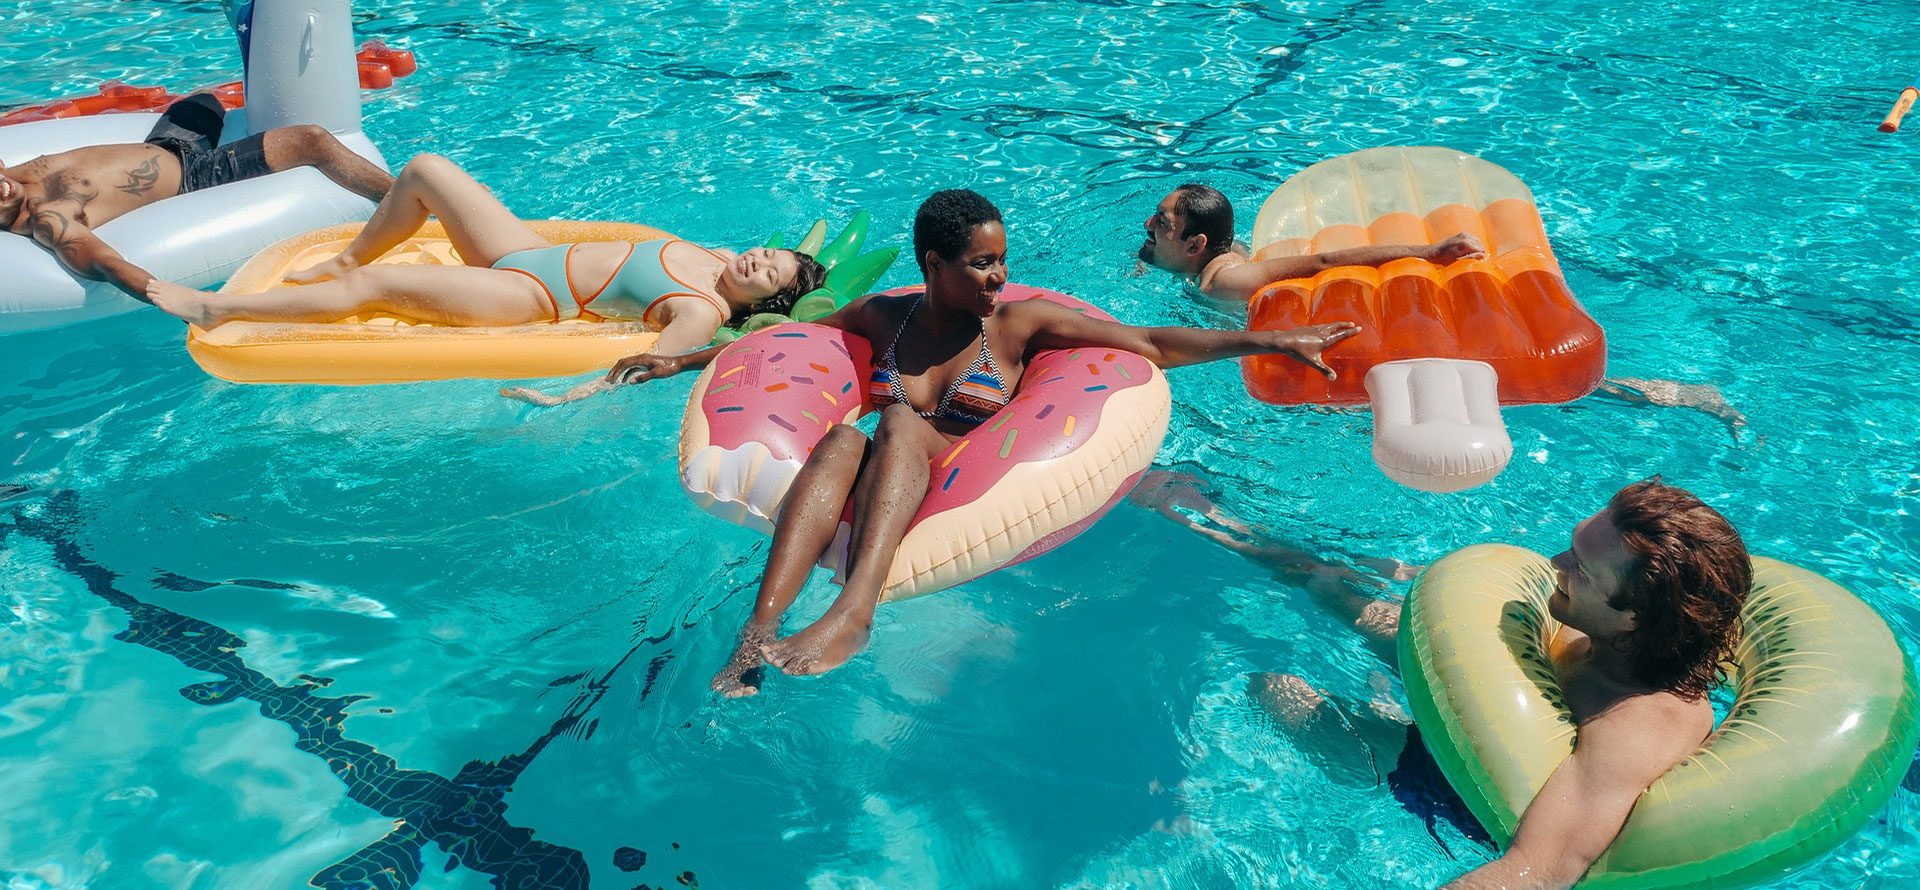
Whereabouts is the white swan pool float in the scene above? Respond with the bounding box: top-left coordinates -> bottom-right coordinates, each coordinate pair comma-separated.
0,0 -> 389,335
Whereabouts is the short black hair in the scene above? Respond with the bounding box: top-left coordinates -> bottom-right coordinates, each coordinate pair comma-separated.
913,189 -> 1003,274
1173,183 -> 1233,256
725,250 -> 827,328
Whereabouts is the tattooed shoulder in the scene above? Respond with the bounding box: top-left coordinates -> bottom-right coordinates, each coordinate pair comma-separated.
27,207 -> 91,264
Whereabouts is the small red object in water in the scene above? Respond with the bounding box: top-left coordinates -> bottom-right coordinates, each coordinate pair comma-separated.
1,37 -> 411,129
356,60 -> 394,90
357,40 -> 417,79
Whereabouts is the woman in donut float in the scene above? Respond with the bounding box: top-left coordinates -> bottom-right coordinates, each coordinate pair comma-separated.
147,153 -> 828,361
622,189 -> 1359,696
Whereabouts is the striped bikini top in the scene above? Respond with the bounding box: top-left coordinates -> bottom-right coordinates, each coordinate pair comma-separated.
867,295 -> 1014,428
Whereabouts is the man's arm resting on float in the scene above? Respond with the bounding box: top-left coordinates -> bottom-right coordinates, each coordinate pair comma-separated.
1014,300 -> 1356,376
1440,716 -> 1675,890
1203,244 -> 1444,301
28,208 -> 155,300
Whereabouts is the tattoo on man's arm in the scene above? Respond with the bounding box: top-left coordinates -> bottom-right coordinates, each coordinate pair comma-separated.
30,209 -> 93,270
27,208 -> 72,248
118,156 -> 162,196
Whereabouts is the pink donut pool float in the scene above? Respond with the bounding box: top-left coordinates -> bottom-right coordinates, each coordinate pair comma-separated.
678,284 -> 1173,601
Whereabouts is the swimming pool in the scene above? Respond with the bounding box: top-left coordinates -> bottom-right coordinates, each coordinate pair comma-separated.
3,0 -> 1916,887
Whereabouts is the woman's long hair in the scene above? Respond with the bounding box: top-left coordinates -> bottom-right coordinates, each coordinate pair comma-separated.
725,250 -> 827,328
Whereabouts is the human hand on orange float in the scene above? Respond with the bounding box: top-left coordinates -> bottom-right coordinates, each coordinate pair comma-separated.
1268,322 -> 1360,379
1426,233 -> 1487,265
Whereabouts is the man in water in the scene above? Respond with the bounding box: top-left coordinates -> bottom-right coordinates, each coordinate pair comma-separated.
0,93 -> 393,299
1134,183 -> 1486,301
1135,183 -> 1748,438
1214,478 -> 1749,889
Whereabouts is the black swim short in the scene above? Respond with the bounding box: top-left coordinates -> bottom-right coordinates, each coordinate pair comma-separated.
1390,725 -> 1493,850
142,93 -> 273,194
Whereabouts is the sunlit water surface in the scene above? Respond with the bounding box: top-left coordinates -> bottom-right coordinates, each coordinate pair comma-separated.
2,1 -> 1917,888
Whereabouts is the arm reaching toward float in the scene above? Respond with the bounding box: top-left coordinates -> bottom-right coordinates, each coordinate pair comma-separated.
601,293 -> 881,386
501,300 -> 756,405
1008,298 -> 1360,377
27,206 -> 155,299
603,343 -> 724,386
1202,234 -> 1487,302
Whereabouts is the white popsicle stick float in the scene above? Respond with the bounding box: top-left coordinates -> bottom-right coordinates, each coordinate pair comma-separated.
1365,358 -> 1514,493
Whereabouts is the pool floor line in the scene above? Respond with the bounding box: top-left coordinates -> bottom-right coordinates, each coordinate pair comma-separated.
4,492 -> 689,889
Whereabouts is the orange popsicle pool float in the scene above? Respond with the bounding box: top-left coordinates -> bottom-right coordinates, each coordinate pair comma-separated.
1242,147 -> 1606,405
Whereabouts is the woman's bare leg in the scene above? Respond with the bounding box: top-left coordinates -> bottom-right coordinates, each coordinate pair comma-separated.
148,264 -> 551,328
286,153 -> 550,283
762,405 -> 948,677
711,424 -> 872,698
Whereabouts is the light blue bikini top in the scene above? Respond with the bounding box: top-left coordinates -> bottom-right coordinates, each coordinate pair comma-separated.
490,239 -> 730,323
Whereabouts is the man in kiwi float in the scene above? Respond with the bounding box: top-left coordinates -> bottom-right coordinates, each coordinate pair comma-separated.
1230,478 -> 1749,889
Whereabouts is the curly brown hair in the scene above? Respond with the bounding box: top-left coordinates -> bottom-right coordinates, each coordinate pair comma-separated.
724,250 -> 827,328
1604,477 -> 1751,699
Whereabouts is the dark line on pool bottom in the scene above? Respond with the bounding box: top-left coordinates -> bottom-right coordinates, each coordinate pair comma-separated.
8,493 -> 691,890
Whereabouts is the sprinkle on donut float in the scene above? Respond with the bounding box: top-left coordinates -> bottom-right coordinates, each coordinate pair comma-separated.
679,284 -> 1172,601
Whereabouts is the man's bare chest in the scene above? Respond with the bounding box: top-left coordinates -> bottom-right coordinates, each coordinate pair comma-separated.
33,146 -> 183,225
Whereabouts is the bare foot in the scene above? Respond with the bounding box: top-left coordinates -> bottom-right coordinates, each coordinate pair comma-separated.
1247,672 -> 1327,730
145,279 -> 220,327
1428,233 -> 1488,264
760,609 -> 871,676
711,623 -> 777,698
285,255 -> 358,285
500,378 -> 613,407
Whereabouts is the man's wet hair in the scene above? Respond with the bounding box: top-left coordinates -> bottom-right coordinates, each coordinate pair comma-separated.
1173,183 -> 1234,256
726,250 -> 827,328
913,189 -> 1003,273
1605,477 -> 1751,699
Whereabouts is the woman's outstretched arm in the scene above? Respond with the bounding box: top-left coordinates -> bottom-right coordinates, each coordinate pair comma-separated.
602,293 -> 883,386
1008,299 -> 1359,377
499,305 -> 730,406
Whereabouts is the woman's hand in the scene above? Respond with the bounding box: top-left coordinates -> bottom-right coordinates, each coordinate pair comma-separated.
606,353 -> 683,385
1268,322 -> 1361,379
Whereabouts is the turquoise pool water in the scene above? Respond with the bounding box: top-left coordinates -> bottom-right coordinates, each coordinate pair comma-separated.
3,0 -> 1917,887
